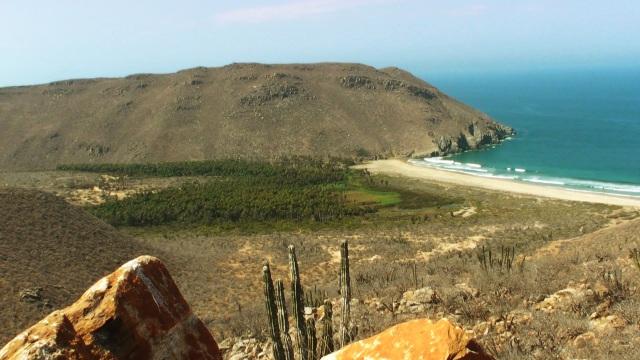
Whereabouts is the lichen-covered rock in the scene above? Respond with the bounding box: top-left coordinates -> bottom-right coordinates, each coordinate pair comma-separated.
0,256 -> 222,360
320,318 -> 492,360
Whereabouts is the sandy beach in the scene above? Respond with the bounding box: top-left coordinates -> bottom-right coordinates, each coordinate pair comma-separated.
356,159 -> 640,207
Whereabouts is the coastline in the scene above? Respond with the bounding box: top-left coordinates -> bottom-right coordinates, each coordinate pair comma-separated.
355,159 -> 640,208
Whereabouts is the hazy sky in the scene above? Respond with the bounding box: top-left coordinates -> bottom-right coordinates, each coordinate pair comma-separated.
1,0 -> 639,86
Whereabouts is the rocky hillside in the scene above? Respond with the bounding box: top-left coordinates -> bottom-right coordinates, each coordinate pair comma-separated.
0,63 -> 512,170
0,188 -> 162,344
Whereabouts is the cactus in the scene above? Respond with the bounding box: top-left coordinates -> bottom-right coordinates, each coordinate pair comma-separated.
275,280 -> 295,360
288,245 -> 308,360
306,317 -> 318,360
304,285 -> 328,308
478,245 -> 516,273
339,240 -> 352,347
317,300 -> 334,357
263,263 -> 286,360
631,248 -> 640,271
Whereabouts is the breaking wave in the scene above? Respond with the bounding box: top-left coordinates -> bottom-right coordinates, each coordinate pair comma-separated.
409,157 -> 640,198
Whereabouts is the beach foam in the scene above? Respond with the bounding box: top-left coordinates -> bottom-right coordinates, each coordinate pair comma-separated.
410,158 -> 640,198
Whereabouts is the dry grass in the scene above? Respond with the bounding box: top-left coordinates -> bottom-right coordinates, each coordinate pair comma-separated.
3,171 -> 639,359
125,175 -> 620,347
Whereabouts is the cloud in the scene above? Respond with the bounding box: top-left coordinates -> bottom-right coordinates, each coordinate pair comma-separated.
214,0 -> 395,24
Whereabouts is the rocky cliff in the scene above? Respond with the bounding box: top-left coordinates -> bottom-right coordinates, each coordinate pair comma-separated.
0,63 -> 512,170
0,256 -> 222,360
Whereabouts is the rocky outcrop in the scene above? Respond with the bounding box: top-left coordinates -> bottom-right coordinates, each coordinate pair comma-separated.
338,75 -> 436,100
240,83 -> 303,106
0,256 -> 222,360
320,318 -> 492,360
432,123 -> 514,156
339,75 -> 376,90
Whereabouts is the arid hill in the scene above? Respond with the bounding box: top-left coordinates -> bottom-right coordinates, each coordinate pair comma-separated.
0,63 -> 512,170
0,188 -> 161,344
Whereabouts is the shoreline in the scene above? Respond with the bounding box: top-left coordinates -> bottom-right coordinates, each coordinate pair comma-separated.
355,159 -> 640,208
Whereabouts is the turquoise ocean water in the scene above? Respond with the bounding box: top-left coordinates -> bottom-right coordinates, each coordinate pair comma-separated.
412,68 -> 640,197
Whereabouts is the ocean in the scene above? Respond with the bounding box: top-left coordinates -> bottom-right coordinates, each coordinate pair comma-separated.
414,68 -> 640,198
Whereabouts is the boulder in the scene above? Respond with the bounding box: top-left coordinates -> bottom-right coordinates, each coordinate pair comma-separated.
320,318 -> 492,360
535,283 -> 595,313
398,287 -> 438,313
0,256 -> 222,360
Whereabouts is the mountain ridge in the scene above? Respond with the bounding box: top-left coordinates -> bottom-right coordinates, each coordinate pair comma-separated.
0,63 -> 512,170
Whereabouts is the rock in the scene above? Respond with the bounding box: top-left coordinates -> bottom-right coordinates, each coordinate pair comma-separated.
0,256 -> 222,360
220,337 -> 272,360
320,318 -> 492,360
535,283 -> 595,313
0,311 -> 94,359
505,310 -> 533,327
18,287 -> 44,304
573,331 -> 598,349
399,287 -> 438,314
455,282 -> 480,299
339,75 -> 376,90
16,286 -> 52,310
589,315 -> 626,333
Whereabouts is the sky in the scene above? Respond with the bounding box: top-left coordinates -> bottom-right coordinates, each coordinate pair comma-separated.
1,0 -> 639,86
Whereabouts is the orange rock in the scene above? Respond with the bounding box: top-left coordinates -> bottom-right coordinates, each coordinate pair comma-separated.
320,318 -> 492,360
0,256 -> 222,360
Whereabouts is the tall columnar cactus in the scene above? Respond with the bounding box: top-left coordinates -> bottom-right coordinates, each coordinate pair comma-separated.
339,240 -> 352,348
275,280 -> 295,360
318,300 -> 334,357
340,240 -> 351,347
288,245 -> 308,360
263,263 -> 286,360
306,317 -> 318,360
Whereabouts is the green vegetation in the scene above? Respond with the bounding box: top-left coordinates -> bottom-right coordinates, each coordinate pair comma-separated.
89,179 -> 374,226
56,157 -> 351,181
61,158 -> 458,230
82,158 -> 366,226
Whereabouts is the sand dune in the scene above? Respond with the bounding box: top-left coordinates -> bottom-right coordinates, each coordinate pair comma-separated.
356,159 -> 640,207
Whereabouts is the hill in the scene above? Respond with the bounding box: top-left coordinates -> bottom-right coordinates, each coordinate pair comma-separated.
0,63 -> 512,170
0,188 -> 160,344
